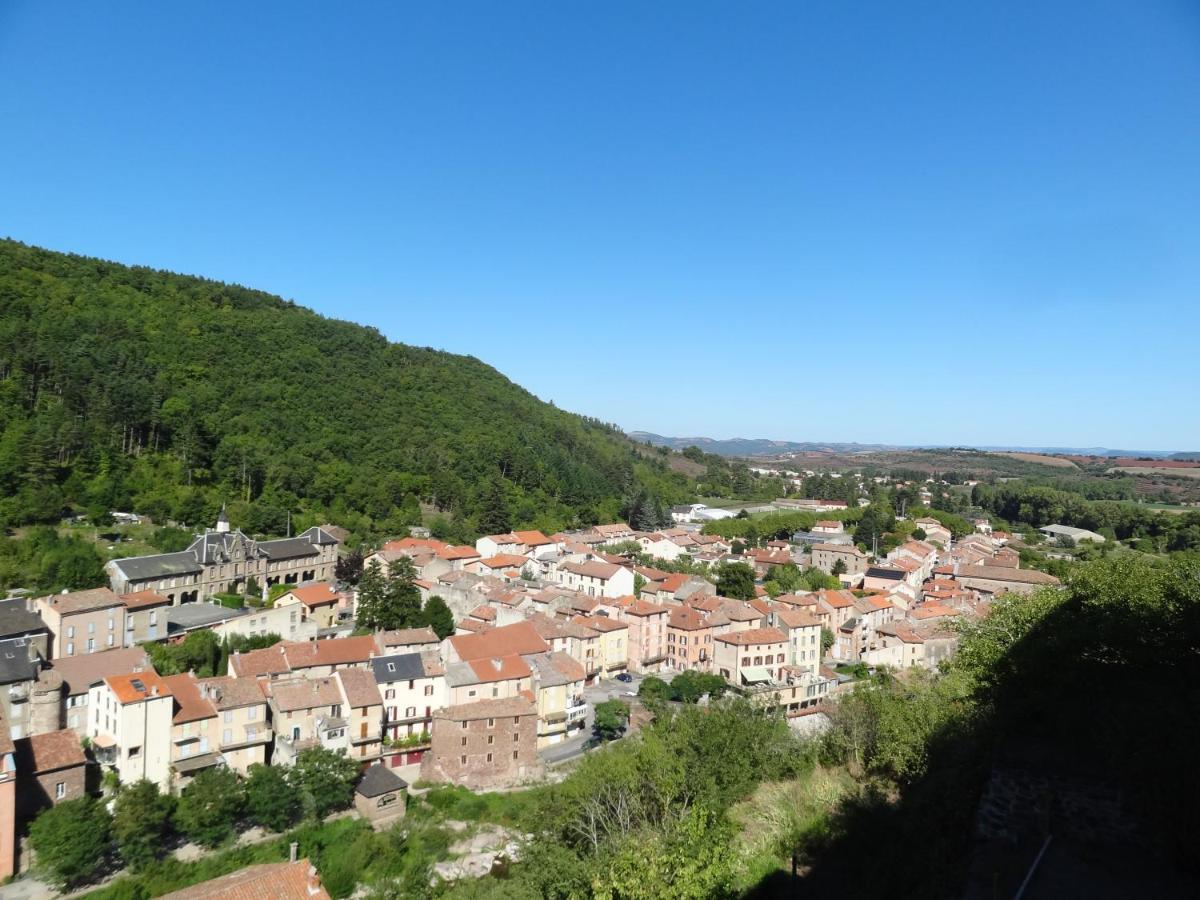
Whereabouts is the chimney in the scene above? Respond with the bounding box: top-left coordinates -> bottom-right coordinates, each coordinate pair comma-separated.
150,685 -> 159,697
289,841 -> 299,863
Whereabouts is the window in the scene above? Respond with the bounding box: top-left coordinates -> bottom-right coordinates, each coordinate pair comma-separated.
424,685 -> 433,696
247,707 -> 256,721
88,622 -> 96,634
55,782 -> 66,799
486,753 -> 493,763
67,625 -> 75,638
223,728 -> 232,743
461,721 -> 468,730
460,755 -> 467,765
487,735 -> 494,745
513,733 -> 520,742
461,737 -> 467,747
405,706 -> 416,717
128,745 -> 141,758
386,663 -> 395,672
487,718 -> 495,727
87,639 -> 95,652
408,680 -> 414,689
385,689 -> 395,700
513,750 -> 519,760
107,634 -> 114,647
224,710 -> 233,723
67,643 -> 74,656
468,689 -> 476,698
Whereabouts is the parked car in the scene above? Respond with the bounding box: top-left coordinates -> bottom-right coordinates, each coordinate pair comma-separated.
615,672 -> 633,683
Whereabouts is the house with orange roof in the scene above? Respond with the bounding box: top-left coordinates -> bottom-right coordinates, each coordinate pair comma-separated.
614,597 -> 669,673
474,533 -> 524,558
87,669 -> 174,790
666,605 -> 714,672
274,582 -> 344,629
335,667 -> 384,763
553,559 -> 635,598
570,615 -> 629,677
713,627 -> 789,686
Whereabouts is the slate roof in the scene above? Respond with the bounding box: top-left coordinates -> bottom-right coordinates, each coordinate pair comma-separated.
165,603 -> 247,634
108,551 -> 203,581
0,599 -> 48,638
356,762 -> 408,797
371,652 -> 427,683
0,637 -> 39,685
258,537 -> 320,561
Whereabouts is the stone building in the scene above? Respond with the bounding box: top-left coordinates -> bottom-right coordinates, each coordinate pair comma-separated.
12,729 -> 88,823
105,510 -> 340,603
421,697 -> 540,789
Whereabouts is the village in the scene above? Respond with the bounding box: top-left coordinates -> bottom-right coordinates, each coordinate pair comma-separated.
0,490 -> 1063,891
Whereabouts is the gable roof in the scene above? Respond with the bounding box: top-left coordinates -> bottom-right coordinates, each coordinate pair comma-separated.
0,600 -> 48,638
157,859 -> 330,900
336,667 -> 382,707
562,560 -> 622,580
357,762 -> 407,797
281,583 -> 340,607
38,588 -> 122,615
13,729 -> 86,774
714,626 -> 787,646
105,670 -> 171,705
50,647 -> 150,696
448,621 -> 549,662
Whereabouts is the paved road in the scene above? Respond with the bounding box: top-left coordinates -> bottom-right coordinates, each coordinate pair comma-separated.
538,670 -> 675,765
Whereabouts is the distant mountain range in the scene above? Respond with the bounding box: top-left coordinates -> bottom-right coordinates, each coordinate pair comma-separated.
627,432 -> 1193,460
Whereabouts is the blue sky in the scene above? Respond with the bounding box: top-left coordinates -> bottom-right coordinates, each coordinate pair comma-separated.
2,1 -> 1198,450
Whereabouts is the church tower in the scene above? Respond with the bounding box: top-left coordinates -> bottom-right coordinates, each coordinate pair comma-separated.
216,503 -> 230,534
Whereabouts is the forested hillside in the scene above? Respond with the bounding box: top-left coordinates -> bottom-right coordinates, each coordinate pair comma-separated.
0,240 -> 691,542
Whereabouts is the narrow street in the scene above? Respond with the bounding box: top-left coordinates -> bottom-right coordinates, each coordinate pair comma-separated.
538,670 -> 676,765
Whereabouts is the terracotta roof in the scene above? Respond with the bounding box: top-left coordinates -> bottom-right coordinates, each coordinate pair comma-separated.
775,607 -> 822,629
39,588 -> 122,614
378,626 -> 440,648
469,605 -> 497,621
119,590 -> 171,610
478,554 -> 532,570
449,621 -> 549,662
513,530 -> 554,546
50,647 -> 150,696
229,644 -> 291,679
13,729 -> 86,773
668,606 -> 710,631
437,545 -> 481,561
592,523 -> 631,536
571,614 -> 627,633
814,589 -> 857,609
562,560 -> 622,580
268,677 -> 342,712
283,635 -> 377,669
281,583 -> 340,607
336,667 -> 382,707
162,672 -> 217,724
157,859 -> 330,900
622,599 -> 667,618
466,654 -> 531,683
435,696 -> 537,721
196,676 -> 266,710
714,627 -> 787,646
382,538 -> 448,553
812,543 -> 866,556
105,670 -> 171,705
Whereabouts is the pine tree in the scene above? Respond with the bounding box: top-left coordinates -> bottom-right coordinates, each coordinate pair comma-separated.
476,478 -> 512,535
381,557 -> 422,629
355,559 -> 386,629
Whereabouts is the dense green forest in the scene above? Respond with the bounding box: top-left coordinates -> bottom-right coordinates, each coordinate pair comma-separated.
0,240 -> 693,546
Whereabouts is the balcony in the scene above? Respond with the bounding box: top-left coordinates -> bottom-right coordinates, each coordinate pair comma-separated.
8,684 -> 29,703
566,702 -> 588,723
220,730 -> 272,752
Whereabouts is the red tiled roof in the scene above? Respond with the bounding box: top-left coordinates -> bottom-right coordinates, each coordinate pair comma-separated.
449,621 -> 549,662
13,729 -> 87,773
282,583 -> 340,607
162,672 -> 217,724
106,670 -> 171,705
158,859 -> 330,900
715,627 -> 788,646
119,590 -> 171,610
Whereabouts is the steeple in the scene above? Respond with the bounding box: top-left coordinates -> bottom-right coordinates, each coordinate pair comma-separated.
216,502 -> 230,534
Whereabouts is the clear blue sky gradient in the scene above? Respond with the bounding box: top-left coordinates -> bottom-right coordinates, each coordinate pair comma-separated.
2,1 -> 1198,449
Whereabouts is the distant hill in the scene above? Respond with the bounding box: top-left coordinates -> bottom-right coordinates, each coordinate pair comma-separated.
629,431 -> 1185,460
627,432 -> 901,457
0,240 -> 689,540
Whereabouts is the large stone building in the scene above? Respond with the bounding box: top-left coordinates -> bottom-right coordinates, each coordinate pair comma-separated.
105,510 -> 340,602
421,697 -> 540,789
